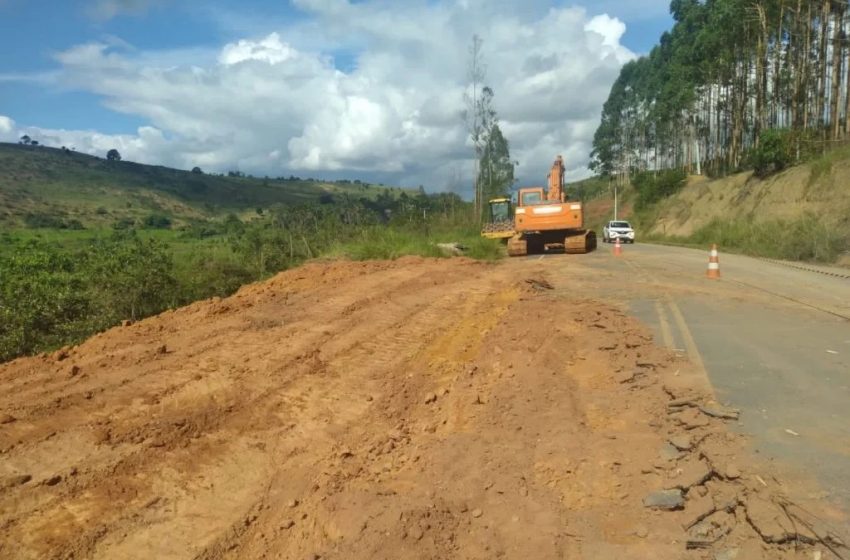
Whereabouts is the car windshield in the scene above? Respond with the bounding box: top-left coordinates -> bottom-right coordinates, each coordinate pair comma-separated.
610,222 -> 631,228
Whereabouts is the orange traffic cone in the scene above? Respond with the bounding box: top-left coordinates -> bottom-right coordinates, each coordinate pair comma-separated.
613,237 -> 623,256
706,244 -> 720,279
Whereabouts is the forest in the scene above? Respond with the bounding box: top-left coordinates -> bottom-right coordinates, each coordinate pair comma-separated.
592,0 -> 850,179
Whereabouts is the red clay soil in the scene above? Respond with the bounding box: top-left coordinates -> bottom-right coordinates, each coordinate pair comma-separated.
0,257 -> 846,559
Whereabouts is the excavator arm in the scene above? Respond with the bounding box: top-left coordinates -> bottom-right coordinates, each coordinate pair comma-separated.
547,155 -> 566,203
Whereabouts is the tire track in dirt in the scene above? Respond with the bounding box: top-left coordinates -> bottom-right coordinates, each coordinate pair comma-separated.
0,258 -> 504,560
0,257 -> 846,560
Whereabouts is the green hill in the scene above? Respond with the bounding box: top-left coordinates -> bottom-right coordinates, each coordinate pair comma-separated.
0,142 -> 402,228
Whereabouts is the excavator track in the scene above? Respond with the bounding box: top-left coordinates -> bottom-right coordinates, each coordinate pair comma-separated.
565,230 -> 597,254
507,235 -> 527,257
507,230 -> 597,257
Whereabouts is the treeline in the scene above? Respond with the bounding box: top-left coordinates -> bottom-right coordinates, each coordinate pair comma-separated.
592,0 -> 850,179
0,190 -> 479,362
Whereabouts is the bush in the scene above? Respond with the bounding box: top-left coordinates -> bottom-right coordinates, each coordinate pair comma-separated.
0,244 -> 91,361
24,212 -> 67,229
632,169 -> 687,210
112,217 -> 136,230
751,129 -> 792,178
142,213 -> 172,229
0,234 -> 177,361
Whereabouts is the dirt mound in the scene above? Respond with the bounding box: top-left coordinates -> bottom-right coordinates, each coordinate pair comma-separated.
0,257 -> 844,559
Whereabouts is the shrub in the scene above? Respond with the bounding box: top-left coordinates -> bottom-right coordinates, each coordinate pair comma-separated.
142,213 -> 172,229
632,169 -> 687,210
751,129 -> 792,178
24,212 -> 67,229
112,217 -> 136,230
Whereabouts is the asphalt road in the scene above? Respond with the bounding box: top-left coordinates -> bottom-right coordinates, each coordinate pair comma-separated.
534,242 -> 850,514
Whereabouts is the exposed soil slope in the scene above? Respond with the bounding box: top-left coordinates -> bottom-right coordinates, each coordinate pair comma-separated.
648,164 -> 850,238
0,257 -> 845,559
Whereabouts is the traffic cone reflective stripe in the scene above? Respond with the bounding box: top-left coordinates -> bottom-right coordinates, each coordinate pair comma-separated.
706,244 -> 720,279
613,237 -> 623,256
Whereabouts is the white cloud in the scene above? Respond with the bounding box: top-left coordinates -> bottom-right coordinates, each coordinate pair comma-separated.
0,116 -> 16,138
219,33 -> 298,65
17,0 -> 636,190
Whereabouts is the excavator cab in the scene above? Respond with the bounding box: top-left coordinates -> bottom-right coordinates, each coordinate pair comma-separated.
481,197 -> 515,240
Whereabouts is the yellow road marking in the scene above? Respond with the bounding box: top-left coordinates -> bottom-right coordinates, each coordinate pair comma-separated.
654,300 -> 675,349
666,298 -> 716,398
627,258 -> 716,398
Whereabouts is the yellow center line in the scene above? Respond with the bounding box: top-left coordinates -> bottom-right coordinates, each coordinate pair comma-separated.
627,258 -> 717,399
654,300 -> 675,350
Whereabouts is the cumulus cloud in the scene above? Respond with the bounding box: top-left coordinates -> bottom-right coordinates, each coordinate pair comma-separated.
21,0 -> 635,190
0,116 -> 16,138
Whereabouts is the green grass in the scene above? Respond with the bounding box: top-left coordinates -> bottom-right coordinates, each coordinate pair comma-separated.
807,142 -> 850,186
326,226 -> 505,261
643,214 -> 849,263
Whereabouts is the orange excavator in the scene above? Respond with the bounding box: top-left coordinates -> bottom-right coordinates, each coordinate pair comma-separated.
506,155 -> 597,257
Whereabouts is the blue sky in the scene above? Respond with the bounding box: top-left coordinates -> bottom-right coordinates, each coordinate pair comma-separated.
0,0 -> 673,187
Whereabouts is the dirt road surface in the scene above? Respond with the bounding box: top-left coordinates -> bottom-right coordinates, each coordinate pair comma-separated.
1,255 -> 847,559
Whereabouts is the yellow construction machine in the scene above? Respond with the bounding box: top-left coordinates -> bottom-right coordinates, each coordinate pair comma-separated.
480,197 -> 515,240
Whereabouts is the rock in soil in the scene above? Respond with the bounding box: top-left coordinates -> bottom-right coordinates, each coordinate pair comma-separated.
669,435 -> 694,451
682,493 -> 717,530
686,510 -> 734,549
1,475 -> 32,489
699,404 -> 740,420
643,489 -> 685,510
744,496 -> 797,543
660,442 -> 684,461
667,459 -> 713,491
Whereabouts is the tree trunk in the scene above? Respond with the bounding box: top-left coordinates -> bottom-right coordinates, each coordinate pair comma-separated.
844,10 -> 850,138
773,0 -> 786,127
817,0 -> 831,133
755,3 -> 769,144
830,4 -> 844,141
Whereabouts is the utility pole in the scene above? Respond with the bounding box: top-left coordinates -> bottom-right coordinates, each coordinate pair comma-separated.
612,180 -> 619,221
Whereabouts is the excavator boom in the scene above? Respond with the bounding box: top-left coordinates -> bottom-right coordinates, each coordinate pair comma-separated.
547,155 -> 565,202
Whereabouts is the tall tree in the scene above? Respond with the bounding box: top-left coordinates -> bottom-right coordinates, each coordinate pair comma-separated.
591,0 -> 850,179
478,123 -> 515,211
463,35 -> 497,221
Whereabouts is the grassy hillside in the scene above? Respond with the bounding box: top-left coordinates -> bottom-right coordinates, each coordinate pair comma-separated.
0,142 -> 405,228
590,150 -> 850,264
0,144 -> 499,362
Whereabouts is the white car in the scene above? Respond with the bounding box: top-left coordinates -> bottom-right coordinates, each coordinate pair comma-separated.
603,220 -> 635,243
